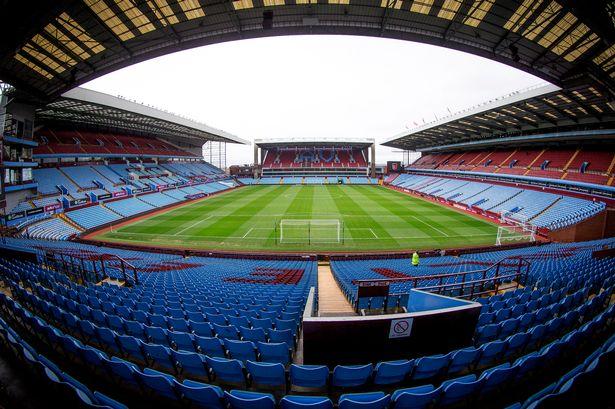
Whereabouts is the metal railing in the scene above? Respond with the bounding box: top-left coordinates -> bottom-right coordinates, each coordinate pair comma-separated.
43,251 -> 139,286
353,256 -> 531,308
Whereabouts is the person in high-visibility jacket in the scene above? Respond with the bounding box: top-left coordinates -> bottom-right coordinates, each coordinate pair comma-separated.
412,251 -> 420,267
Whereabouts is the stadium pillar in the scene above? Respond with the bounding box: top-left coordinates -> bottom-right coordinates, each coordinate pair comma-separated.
370,143 -> 376,178
253,143 -> 259,178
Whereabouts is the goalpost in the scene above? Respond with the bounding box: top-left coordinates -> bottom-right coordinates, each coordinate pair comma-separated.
496,211 -> 537,246
277,219 -> 343,245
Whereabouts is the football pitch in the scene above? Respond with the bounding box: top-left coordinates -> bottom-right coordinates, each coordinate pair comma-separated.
93,185 -> 500,252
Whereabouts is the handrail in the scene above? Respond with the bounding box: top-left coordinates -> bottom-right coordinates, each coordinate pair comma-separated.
45,250 -> 139,286
353,256 -> 530,286
353,256 -> 530,308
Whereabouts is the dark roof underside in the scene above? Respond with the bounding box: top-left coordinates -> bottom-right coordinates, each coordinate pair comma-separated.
0,0 -> 614,102
383,82 -> 615,151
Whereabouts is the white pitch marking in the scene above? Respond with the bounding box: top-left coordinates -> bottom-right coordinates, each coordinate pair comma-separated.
410,215 -> 450,237
369,228 -> 378,238
173,215 -> 213,236
242,227 -> 254,238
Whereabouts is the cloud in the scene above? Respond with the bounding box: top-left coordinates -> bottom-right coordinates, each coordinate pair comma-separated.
83,35 -> 547,166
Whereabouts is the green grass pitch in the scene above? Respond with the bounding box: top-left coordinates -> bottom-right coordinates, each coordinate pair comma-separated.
94,185 -> 500,252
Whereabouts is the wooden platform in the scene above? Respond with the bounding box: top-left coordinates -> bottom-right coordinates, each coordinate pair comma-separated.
317,262 -> 357,317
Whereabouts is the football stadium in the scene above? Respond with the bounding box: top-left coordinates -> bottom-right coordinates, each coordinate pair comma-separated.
0,1 -> 614,409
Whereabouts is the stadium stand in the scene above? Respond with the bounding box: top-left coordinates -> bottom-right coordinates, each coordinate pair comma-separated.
65,206 -> 122,230
262,148 -> 368,169
21,217 -> 81,240
1,4 -> 614,406
390,174 -> 606,231
34,129 -> 196,158
0,237 -> 612,408
407,148 -> 615,187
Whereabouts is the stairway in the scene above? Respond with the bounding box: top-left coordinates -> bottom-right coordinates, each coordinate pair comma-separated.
524,149 -> 547,175
57,167 -> 82,190
317,262 -> 356,317
494,149 -> 518,173
101,202 -> 123,217
487,189 -> 524,211
58,213 -> 85,231
91,166 -> 117,185
563,148 -> 581,171
529,197 -> 562,222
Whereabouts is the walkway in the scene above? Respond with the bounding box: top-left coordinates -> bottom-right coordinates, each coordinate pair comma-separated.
317,262 -> 357,317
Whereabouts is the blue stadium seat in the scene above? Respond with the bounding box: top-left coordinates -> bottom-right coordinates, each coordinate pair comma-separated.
142,343 -> 175,373
412,355 -> 449,381
446,348 -> 480,375
290,364 -> 329,391
137,367 -> 178,400
477,362 -> 517,397
225,339 -> 258,362
205,356 -> 246,386
280,395 -> 334,409
332,364 -> 373,388
172,349 -> 208,380
102,357 -> 141,392
257,341 -> 291,366
390,384 -> 438,409
438,374 -> 481,407
92,391 -> 128,409
173,379 -> 225,409
240,326 -> 268,343
338,392 -> 390,409
224,390 -> 276,409
246,360 -> 286,389
194,336 -> 226,357
373,360 -> 413,385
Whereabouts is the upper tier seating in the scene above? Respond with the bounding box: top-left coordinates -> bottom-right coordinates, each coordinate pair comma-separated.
263,148 -> 367,169
61,166 -> 103,189
34,129 -> 195,158
32,167 -> 79,195
408,148 -> 615,187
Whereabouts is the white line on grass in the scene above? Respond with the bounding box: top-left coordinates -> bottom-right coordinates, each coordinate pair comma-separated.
108,231 -> 495,240
242,227 -> 254,238
410,215 -> 450,237
173,215 -> 213,236
369,228 -> 378,238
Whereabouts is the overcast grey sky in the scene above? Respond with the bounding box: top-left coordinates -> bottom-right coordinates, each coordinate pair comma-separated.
83,35 -> 548,166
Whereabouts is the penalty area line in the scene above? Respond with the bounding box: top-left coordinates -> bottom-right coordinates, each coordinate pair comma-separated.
242,227 -> 254,239
173,215 -> 213,236
410,215 -> 450,237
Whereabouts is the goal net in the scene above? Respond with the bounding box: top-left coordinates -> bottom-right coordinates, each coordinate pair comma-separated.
278,219 -> 343,245
496,211 -> 537,246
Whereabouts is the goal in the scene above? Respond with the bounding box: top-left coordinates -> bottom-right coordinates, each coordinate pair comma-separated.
277,219 -> 343,245
496,212 -> 536,246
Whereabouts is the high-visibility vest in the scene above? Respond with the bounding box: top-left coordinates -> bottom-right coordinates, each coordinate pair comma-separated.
412,252 -> 420,266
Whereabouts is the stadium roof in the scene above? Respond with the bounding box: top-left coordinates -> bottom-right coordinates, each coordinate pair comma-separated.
1,1 -> 614,102
382,82 -> 615,151
254,137 -> 375,148
35,87 -> 248,147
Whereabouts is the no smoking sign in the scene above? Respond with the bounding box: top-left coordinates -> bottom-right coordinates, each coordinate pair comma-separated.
388,318 -> 413,339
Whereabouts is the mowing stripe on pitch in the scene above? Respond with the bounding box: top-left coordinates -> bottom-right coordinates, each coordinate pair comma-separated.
173,215 -> 213,236
410,215 -> 450,237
